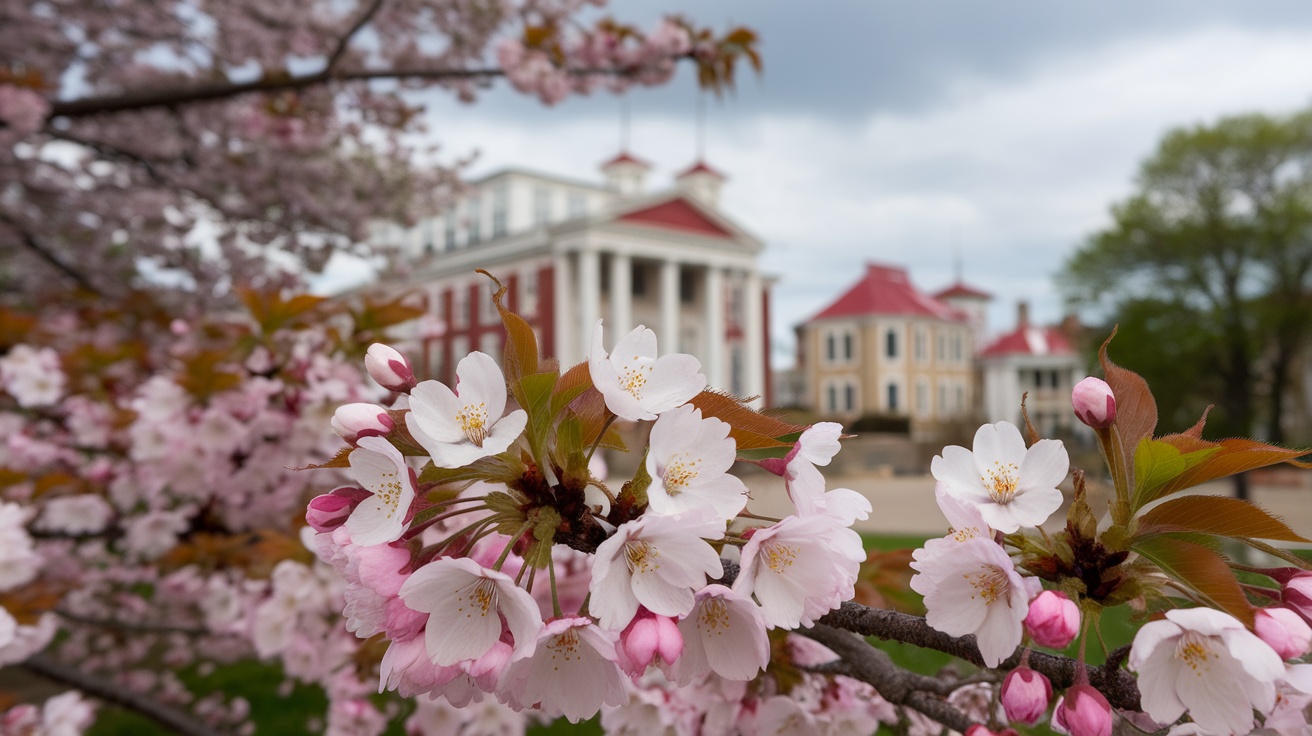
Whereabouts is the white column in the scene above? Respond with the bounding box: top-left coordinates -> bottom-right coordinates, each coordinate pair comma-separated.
703,265 -> 724,389
610,251 -> 632,337
744,269 -> 764,407
553,251 -> 573,363
578,247 -> 601,361
659,259 -> 680,353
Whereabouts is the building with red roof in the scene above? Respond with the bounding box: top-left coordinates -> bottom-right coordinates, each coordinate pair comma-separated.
368,152 -> 772,406
796,263 -> 976,436
978,302 -> 1084,436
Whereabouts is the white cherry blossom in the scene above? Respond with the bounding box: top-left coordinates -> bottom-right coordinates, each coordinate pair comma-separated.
406,351 -> 527,468
1128,607 -> 1285,735
734,514 -> 865,629
589,320 -> 706,421
674,584 -> 770,684
399,557 -> 542,667
910,535 -> 1038,667
343,436 -> 417,547
590,512 -> 725,630
931,421 -> 1069,534
645,404 -> 749,522
499,617 -> 628,723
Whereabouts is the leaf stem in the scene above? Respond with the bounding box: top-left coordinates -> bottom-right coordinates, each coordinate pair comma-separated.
493,522 -> 533,572
548,552 -> 562,618
585,414 -> 617,465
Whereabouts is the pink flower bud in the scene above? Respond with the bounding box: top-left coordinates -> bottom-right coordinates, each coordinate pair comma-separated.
1071,377 -> 1116,429
619,611 -> 683,675
1255,607 -> 1312,660
1283,573 -> 1312,624
330,402 -> 394,444
1025,590 -> 1080,649
1052,685 -> 1112,736
365,343 -> 417,392
305,487 -> 370,533
1002,666 -> 1053,724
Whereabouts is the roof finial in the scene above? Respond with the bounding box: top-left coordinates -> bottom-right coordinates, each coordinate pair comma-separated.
620,96 -> 631,152
696,90 -> 706,160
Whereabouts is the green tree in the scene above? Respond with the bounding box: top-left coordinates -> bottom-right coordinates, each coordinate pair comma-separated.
1063,109 -> 1312,497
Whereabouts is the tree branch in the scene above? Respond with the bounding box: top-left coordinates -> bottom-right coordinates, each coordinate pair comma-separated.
801,625 -> 974,733
817,601 -> 1143,711
325,0 -> 386,71
20,654 -> 227,736
0,214 -> 105,296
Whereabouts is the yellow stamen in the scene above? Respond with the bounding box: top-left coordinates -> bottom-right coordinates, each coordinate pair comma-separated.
620,364 -> 650,400
981,461 -> 1020,505
624,541 -> 660,574
964,564 -> 1010,605
699,598 -> 730,635
456,401 -> 490,446
662,457 -> 701,497
454,578 -> 498,619
1175,632 -> 1215,674
763,541 -> 799,574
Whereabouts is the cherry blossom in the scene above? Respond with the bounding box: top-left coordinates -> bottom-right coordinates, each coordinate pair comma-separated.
644,404 -> 748,521
589,511 -> 724,630
674,584 -> 770,684
910,535 -> 1040,667
1128,607 -> 1285,735
499,617 -> 628,723
589,321 -> 706,421
734,514 -> 865,629
342,436 -> 417,547
406,352 -> 527,469
931,421 -> 1069,534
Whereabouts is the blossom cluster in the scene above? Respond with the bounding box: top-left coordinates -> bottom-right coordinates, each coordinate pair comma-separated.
309,319 -> 873,725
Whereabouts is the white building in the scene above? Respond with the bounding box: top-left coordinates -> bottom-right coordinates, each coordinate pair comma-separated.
370,153 -> 774,404
978,303 -> 1084,437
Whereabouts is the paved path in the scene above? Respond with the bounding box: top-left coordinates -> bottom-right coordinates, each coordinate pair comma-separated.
741,471 -> 1312,539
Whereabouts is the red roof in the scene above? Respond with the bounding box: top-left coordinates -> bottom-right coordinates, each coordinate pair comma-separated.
933,282 -> 992,300
600,151 -> 651,169
809,264 -> 967,322
618,198 -> 733,238
676,159 -> 725,180
979,326 -> 1075,358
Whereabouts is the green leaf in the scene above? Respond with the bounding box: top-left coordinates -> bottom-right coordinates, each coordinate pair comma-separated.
1132,535 -> 1253,626
517,371 -> 559,460
417,454 -> 522,486
1151,436 -> 1312,497
1130,439 -> 1221,511
1136,495 -> 1310,543
484,491 -> 524,517
617,450 -> 652,513
1098,329 -> 1158,492
523,506 -> 562,568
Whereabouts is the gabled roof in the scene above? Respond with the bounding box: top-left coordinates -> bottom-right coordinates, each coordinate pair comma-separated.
676,159 -> 726,180
933,282 -> 992,300
600,151 -> 651,169
617,198 -> 734,238
979,326 -> 1076,358
809,263 -> 967,323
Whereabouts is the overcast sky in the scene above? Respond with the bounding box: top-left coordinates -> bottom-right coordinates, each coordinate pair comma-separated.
346,1 -> 1312,367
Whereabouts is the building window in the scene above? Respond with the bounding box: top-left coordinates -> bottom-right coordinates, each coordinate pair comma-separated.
632,264 -> 648,296
422,218 -> 435,255
914,328 -> 926,363
916,381 -> 928,416
845,383 -> 856,412
534,186 -> 551,226
520,269 -> 538,317
467,197 -> 482,244
953,333 -> 963,362
938,382 -> 948,414
679,269 -> 696,305
824,328 -> 855,365
843,333 -> 853,361
478,282 -> 497,325
451,335 -> 470,372
730,346 -> 744,397
568,192 -> 587,218
444,212 -> 456,250
886,329 -> 898,359
887,383 -> 899,412
937,333 -> 947,362
826,333 -> 837,363
453,286 -> 469,328
479,332 -> 501,360
827,384 -> 838,412
955,385 -> 965,412
492,185 -> 508,238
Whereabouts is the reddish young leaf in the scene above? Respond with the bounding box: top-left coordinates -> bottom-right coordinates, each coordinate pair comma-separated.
1099,329 -> 1158,485
1136,495 -> 1310,543
1132,535 -> 1253,626
299,446 -> 352,470
477,269 -> 539,383
1154,436 -> 1312,498
551,361 -> 593,419
688,390 -> 804,451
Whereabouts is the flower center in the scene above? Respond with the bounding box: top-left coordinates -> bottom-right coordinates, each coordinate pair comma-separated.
763,540 -> 799,574
373,470 -> 404,518
1174,632 -> 1215,673
455,402 -> 490,446
619,362 -> 650,400
662,457 -> 701,496
547,628 -> 583,664
624,541 -> 660,574
964,564 -> 1010,605
950,525 -> 983,542
456,578 -> 498,618
983,461 -> 1020,504
699,598 -> 730,634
